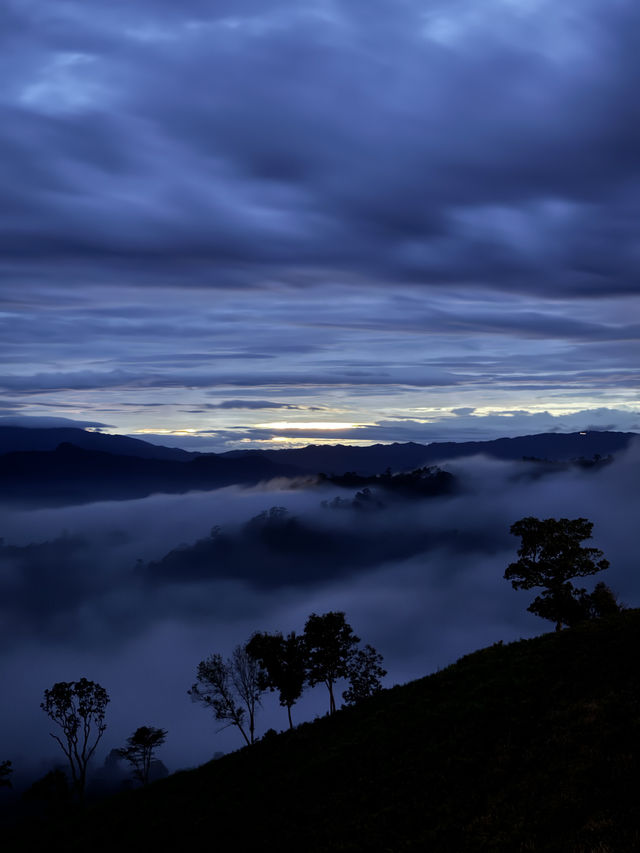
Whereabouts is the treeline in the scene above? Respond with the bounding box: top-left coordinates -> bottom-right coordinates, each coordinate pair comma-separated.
189,611 -> 386,745
1,611 -> 383,805
318,465 -> 457,500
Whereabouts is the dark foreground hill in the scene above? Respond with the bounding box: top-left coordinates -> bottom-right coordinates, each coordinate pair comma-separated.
9,611 -> 640,852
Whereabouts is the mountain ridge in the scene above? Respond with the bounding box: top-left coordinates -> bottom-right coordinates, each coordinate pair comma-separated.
0,428 -> 636,505
221,429 -> 638,474
0,426 -> 194,460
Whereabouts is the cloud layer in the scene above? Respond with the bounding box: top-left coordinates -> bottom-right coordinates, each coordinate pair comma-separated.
0,0 -> 638,438
2,0 -> 639,294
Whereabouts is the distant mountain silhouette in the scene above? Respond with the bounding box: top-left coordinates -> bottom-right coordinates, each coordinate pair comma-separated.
0,429 -> 636,505
0,426 -> 194,460
0,443 -> 301,506
222,430 -> 638,475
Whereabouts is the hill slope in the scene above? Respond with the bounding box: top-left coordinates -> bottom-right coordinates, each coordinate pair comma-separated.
10,611 -> 640,852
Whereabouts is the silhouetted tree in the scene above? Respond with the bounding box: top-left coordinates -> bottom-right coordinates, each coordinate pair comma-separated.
343,644 -> 387,706
582,581 -> 622,619
41,678 -> 109,801
246,631 -> 307,729
304,612 -> 360,713
0,760 -> 12,789
189,646 -> 264,746
505,517 -> 611,630
117,726 -> 168,786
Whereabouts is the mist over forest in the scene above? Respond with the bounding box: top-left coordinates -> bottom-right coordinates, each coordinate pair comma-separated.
2,438 -> 639,783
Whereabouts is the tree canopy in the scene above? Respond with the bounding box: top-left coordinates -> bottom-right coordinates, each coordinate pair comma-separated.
304,611 -> 361,714
246,630 -> 307,729
505,517 -> 615,630
118,726 -> 168,786
342,644 -> 387,707
40,678 -> 109,800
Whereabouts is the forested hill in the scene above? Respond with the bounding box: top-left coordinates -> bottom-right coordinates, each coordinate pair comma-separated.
10,610 -> 640,852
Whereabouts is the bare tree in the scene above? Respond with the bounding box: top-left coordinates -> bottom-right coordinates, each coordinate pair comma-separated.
189,646 -> 264,746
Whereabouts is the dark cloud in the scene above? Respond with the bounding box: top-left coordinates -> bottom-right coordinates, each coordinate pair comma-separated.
124,408 -> 639,452
0,366 -> 466,395
0,415 -> 112,429
2,0 -> 639,426
0,1 -> 638,296
199,400 -> 322,410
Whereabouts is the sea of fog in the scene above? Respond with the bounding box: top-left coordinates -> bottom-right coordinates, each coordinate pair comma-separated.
1,444 -> 639,785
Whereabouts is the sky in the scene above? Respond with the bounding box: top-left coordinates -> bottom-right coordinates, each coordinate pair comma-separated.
1,0 -> 639,451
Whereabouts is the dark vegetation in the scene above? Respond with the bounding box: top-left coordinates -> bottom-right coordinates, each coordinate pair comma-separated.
40,679 -> 109,802
143,502 -> 456,588
246,631 -> 307,729
6,610 -> 640,852
505,517 -> 617,631
189,646 -> 264,747
319,465 -> 457,499
116,727 -> 168,787
191,612 -> 386,740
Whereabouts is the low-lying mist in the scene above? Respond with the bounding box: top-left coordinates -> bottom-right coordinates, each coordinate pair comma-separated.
1,443 -> 638,783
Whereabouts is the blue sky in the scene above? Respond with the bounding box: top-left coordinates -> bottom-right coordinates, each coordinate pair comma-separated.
1,0 -> 638,450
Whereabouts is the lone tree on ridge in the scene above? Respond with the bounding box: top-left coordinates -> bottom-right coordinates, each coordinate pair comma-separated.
505,517 -> 617,631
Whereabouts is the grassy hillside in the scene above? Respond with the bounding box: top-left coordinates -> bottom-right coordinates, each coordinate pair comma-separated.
9,611 -> 640,852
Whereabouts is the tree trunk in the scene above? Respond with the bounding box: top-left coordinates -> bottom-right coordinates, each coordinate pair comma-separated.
328,681 -> 336,714
287,704 -> 293,730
